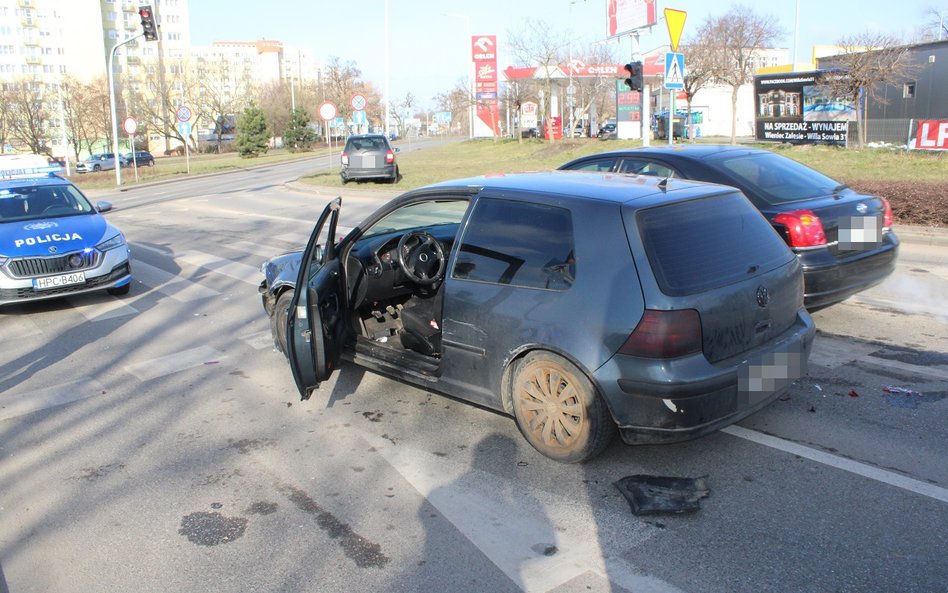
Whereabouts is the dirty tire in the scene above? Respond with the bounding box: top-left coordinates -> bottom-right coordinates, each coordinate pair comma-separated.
274,290 -> 294,356
511,352 -> 615,463
92,164 -> 101,172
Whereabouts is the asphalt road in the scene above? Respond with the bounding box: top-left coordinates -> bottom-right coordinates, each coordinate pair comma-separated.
1,156 -> 946,593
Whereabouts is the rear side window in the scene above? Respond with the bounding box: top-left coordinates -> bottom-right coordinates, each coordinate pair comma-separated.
453,198 -> 575,290
710,152 -> 841,203
617,159 -> 677,178
566,158 -> 617,172
637,192 -> 792,296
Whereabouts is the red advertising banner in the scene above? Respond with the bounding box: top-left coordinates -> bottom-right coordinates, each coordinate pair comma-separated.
472,35 -> 500,136
915,120 -> 948,150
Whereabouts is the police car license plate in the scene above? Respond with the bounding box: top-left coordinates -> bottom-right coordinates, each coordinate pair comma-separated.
33,272 -> 86,290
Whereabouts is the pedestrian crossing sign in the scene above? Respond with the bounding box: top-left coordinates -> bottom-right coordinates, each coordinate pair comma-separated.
664,52 -> 685,90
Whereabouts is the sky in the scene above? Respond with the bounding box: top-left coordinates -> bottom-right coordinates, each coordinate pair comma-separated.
189,0 -> 938,110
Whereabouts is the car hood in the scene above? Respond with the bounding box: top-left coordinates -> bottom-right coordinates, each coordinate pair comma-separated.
0,214 -> 110,257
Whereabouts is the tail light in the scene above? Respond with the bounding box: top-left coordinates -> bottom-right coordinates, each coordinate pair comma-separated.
385,150 -> 395,164
773,209 -> 827,248
880,196 -> 893,229
341,151 -> 349,166
618,309 -> 702,359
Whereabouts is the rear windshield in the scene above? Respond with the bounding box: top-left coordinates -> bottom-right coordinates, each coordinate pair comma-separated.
707,151 -> 841,204
636,192 -> 793,296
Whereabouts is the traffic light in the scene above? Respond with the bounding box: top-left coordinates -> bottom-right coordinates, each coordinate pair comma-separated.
623,61 -> 643,92
139,5 -> 158,42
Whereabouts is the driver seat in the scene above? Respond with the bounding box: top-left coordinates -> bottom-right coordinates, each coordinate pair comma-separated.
399,294 -> 442,357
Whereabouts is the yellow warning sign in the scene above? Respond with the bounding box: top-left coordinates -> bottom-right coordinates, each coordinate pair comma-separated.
665,8 -> 687,53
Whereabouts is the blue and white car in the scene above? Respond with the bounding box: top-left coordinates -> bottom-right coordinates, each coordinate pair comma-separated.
0,155 -> 132,306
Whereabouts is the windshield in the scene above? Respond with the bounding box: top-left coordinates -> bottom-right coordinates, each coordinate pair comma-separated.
0,183 -> 96,223
709,151 -> 842,204
362,200 -> 469,239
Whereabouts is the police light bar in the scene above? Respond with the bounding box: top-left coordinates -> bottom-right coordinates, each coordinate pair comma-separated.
0,155 -> 63,180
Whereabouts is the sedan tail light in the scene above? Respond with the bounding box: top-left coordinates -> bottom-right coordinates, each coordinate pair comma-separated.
880,196 -> 894,229
773,209 -> 827,248
341,151 -> 349,166
385,150 -> 395,164
618,309 -> 702,359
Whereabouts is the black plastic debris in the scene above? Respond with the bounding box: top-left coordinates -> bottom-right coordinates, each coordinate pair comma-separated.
614,475 -> 711,515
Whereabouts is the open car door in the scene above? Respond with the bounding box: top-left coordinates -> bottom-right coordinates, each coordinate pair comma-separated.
286,197 -> 346,400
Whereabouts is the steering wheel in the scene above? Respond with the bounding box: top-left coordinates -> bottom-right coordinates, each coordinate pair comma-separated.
397,231 -> 446,285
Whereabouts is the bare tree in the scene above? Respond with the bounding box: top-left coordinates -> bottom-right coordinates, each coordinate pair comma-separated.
390,92 -> 416,137
195,55 -> 254,152
818,32 -> 917,147
7,79 -> 50,155
83,77 -> 114,154
507,18 -> 571,141
678,39 -> 717,141
0,84 -> 13,153
434,80 -> 472,135
924,6 -> 948,40
698,5 -> 783,144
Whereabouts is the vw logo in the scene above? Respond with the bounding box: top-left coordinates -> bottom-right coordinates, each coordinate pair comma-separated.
856,202 -> 868,214
25,221 -> 58,231
48,246 -> 58,254
756,286 -> 770,308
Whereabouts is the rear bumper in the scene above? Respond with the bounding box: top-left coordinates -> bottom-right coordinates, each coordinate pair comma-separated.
801,232 -> 899,310
594,310 -> 815,445
341,164 -> 396,180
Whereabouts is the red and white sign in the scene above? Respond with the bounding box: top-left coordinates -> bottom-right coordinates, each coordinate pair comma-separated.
175,105 -> 192,122
472,35 -> 500,137
607,0 -> 657,38
123,116 -> 138,135
914,120 -> 948,150
350,94 -> 367,111
318,101 -> 337,121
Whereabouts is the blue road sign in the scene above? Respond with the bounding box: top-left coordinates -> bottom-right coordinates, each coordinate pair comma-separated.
664,52 -> 685,90
353,110 -> 367,125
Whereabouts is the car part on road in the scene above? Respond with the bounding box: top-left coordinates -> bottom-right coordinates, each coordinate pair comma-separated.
614,475 -> 711,515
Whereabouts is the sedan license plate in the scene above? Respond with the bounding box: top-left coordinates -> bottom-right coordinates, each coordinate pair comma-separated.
33,272 -> 86,290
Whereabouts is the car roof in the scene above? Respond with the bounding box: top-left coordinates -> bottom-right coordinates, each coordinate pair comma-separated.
0,174 -> 73,191
574,144 -> 771,162
347,134 -> 388,140
422,170 -> 735,205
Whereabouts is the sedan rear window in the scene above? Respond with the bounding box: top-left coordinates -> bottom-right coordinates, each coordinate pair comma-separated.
636,192 -> 793,296
709,152 -> 841,204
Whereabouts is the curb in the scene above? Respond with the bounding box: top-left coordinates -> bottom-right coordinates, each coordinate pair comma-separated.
893,224 -> 948,248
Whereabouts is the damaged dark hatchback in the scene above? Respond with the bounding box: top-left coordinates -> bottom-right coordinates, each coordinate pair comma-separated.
260,172 -> 815,462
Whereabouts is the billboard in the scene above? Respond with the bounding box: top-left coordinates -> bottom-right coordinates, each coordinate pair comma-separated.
914,120 -> 948,150
607,0 -> 657,38
754,71 -> 856,145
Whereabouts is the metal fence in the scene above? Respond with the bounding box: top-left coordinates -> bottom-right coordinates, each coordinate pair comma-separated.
846,119 -> 918,146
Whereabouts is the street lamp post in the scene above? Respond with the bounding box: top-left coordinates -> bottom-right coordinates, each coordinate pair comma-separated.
108,33 -> 144,187
445,13 -> 473,139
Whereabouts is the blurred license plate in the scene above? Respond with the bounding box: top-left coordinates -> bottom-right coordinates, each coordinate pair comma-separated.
33,272 -> 86,290
838,216 -> 882,250
362,156 -> 376,168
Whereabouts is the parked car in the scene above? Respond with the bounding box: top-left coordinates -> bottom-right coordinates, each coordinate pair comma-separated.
558,145 -> 899,311
259,172 -> 814,462
123,150 -> 155,167
597,122 -> 617,139
0,155 -> 132,305
75,152 -> 126,173
340,134 -> 400,184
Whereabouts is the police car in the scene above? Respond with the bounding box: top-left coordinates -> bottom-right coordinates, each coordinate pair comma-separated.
0,155 -> 131,306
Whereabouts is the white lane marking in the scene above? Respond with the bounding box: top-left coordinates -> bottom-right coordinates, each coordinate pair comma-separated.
0,315 -> 43,341
129,242 -> 173,257
272,232 -> 311,247
723,425 -> 948,504
132,260 -> 220,302
865,356 -> 948,382
363,432 -> 683,593
810,335 -> 878,368
176,251 -> 260,285
0,378 -> 106,422
124,345 -> 225,382
68,294 -> 138,322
